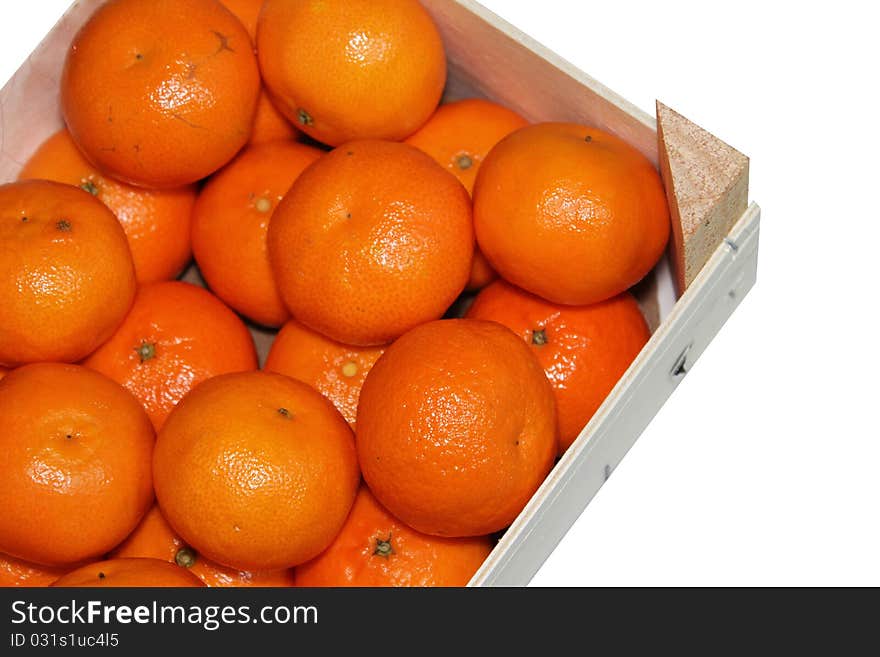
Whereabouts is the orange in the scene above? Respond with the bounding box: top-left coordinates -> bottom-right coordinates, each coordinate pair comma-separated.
405,99 -> 527,290
357,319 -> 557,537
406,98 -> 528,291
473,123 -> 670,305
153,371 -> 359,570
61,0 -> 260,187
295,486 -> 492,587
467,281 -> 650,453
221,0 -> 263,39
257,0 -> 446,145
0,553 -> 72,588
110,506 -> 178,561
250,91 -> 300,145
191,141 -> 322,327
112,506 -> 295,587
0,180 -> 135,367
51,558 -> 205,587
83,281 -> 258,431
264,319 -> 385,428
465,251 -> 498,292
19,129 -> 197,283
406,99 -> 528,195
268,140 -> 473,346
0,368 -> 7,381
0,363 -> 154,566
218,0 -> 301,145
176,551 -> 295,587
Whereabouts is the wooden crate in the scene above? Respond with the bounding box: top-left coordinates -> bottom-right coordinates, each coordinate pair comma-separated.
0,0 -> 760,586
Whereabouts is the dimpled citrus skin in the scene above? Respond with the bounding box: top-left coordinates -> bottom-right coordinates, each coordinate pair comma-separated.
153,371 -> 360,571
221,0 -> 263,38
250,91 -> 300,144
181,554 -> 296,587
268,140 -> 473,346
82,281 -> 258,431
467,280 -> 650,453
405,98 -> 528,291
110,506 -> 181,561
111,505 -> 296,587
0,180 -> 136,367
473,123 -> 670,305
405,99 -> 528,195
192,141 -> 322,327
51,558 -> 205,587
357,319 -> 557,537
0,364 -> 154,567
218,0 -> 301,145
257,0 -> 446,146
18,129 -> 197,283
295,486 -> 492,587
0,553 -> 73,588
264,319 -> 385,428
61,0 -> 260,188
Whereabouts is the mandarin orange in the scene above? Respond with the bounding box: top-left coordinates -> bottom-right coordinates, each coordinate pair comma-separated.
112,505 -> 295,587
61,0 -> 260,187
268,140 -> 473,346
0,180 -> 135,366
357,319 -> 557,537
218,0 -> 301,145
295,486 -> 492,587
51,558 -> 205,587
406,99 -> 528,194
264,319 -> 384,428
250,91 -> 300,145
0,553 -> 73,588
19,129 -> 196,283
83,281 -> 258,430
406,98 -> 528,290
153,371 -> 359,570
467,280 -> 650,453
405,98 -> 528,289
473,123 -> 670,305
257,0 -> 446,145
0,364 -> 154,566
191,140 -> 322,327
221,0 -> 263,39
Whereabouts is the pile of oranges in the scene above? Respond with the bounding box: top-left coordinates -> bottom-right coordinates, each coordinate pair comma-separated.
0,0 -> 670,588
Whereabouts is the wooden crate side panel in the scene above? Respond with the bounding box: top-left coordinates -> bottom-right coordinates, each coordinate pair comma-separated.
0,0 -> 107,180
422,0 -> 659,166
0,1 -> 758,588
471,203 -> 760,586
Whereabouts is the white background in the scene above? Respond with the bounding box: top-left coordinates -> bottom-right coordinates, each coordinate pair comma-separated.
2,2 -> 878,586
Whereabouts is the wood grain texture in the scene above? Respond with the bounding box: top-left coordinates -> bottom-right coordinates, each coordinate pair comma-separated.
657,101 -> 749,294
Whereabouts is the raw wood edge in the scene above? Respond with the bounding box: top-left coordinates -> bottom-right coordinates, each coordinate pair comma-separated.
657,101 -> 749,294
